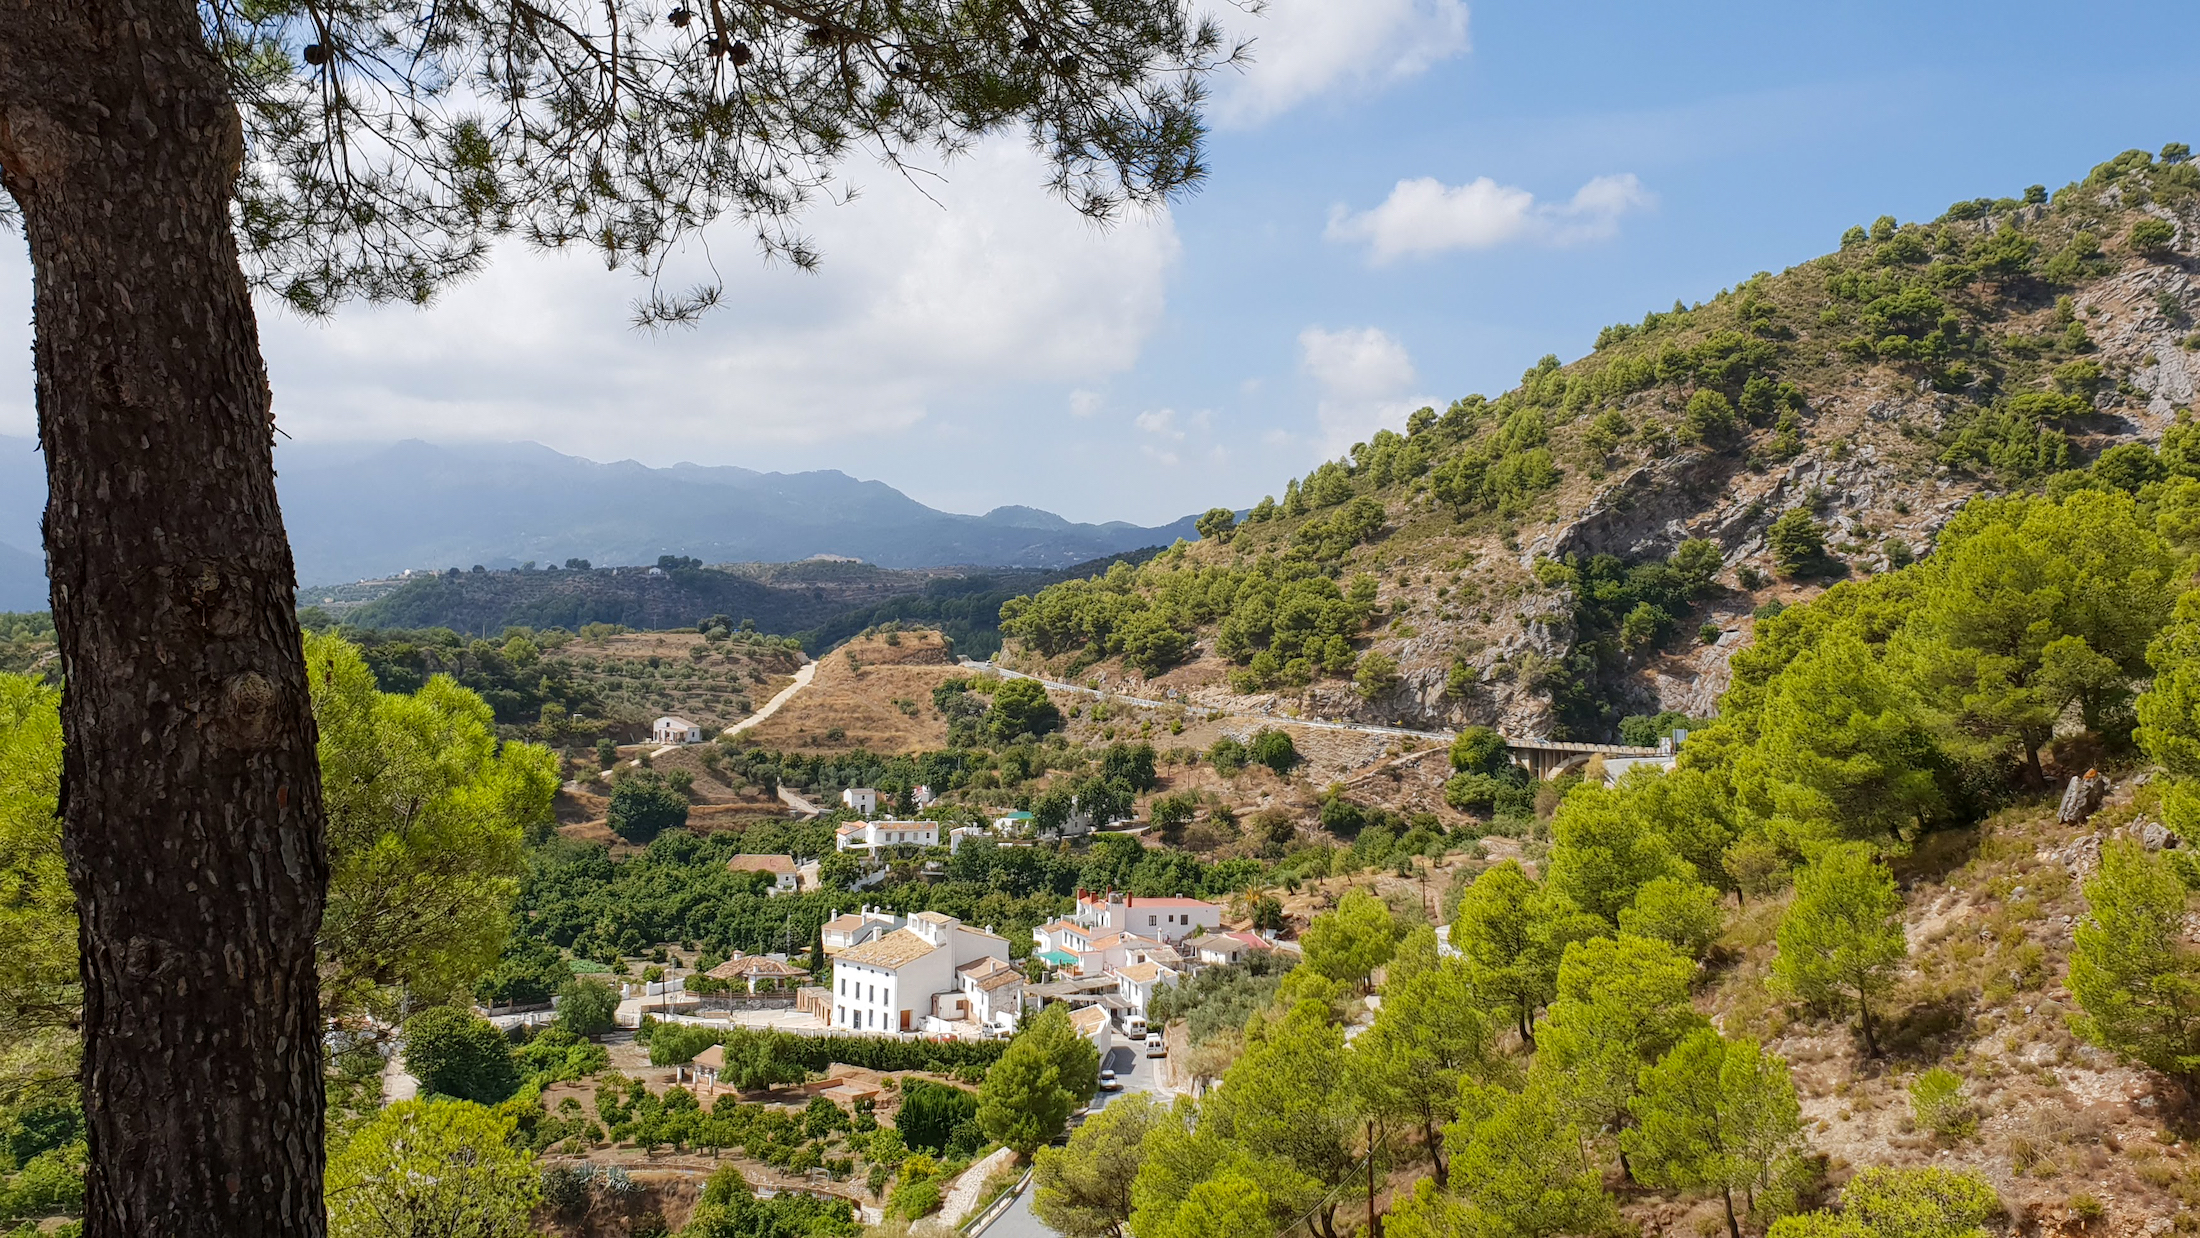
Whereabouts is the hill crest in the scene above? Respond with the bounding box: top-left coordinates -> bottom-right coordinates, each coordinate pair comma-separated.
995,146 -> 2200,741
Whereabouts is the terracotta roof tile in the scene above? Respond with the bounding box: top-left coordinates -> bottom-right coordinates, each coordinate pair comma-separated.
835,928 -> 940,970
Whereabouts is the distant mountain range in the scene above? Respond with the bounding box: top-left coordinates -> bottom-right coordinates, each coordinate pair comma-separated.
0,437 -> 1202,607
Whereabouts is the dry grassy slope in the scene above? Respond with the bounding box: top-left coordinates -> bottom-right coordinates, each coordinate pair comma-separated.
1003,158 -> 2200,741
737,628 -> 962,753
1681,786 -> 2195,1238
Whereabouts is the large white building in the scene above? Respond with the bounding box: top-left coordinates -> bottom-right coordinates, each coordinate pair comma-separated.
1072,889 -> 1223,943
830,911 -> 1010,1034
835,818 -> 940,852
1031,919 -> 1182,978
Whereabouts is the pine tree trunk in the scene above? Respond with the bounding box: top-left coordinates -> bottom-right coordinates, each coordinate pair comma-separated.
1858,992 -> 1879,1058
0,2 -> 331,1235
1722,1187 -> 1742,1238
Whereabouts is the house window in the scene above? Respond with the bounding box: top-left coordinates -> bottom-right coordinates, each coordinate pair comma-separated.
1148,915 -> 1157,926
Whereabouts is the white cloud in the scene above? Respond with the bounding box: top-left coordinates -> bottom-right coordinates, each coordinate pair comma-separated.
1298,325 -> 1438,458
236,141 -> 1179,456
1326,172 -> 1653,263
1135,408 -> 1186,440
1205,0 -> 1470,127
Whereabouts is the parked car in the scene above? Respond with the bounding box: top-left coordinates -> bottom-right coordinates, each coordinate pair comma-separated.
1124,1015 -> 1148,1038
1146,1032 -> 1165,1057
1098,1068 -> 1121,1092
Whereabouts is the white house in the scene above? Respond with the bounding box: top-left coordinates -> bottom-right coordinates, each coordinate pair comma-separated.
1073,889 -> 1224,943
1185,931 -> 1274,968
912,785 -> 938,809
1069,1003 -> 1113,1058
991,811 -> 1036,835
1110,960 -> 1180,1022
652,716 -> 704,745
839,787 -> 879,817
821,906 -> 904,956
954,955 -> 1026,1031
726,853 -> 799,894
830,911 -> 1010,1034
835,819 -> 940,852
1031,919 -> 1178,978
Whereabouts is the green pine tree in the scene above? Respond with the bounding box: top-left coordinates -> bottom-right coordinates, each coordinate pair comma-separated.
1773,843 -> 1908,1056
2069,838 -> 2200,1079
1623,1030 -> 1804,1238
976,1003 -> 1098,1157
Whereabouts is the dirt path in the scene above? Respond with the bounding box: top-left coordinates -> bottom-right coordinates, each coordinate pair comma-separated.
724,659 -> 816,738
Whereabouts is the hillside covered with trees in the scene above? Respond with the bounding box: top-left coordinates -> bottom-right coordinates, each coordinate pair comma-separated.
999,145 -> 2200,742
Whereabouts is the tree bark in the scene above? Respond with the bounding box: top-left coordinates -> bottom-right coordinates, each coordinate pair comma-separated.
0,2 -> 330,1234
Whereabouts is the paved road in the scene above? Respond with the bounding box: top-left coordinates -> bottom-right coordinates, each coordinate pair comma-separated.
980,1040 -> 1171,1238
959,660 -> 1669,764
987,1185 -> 1055,1238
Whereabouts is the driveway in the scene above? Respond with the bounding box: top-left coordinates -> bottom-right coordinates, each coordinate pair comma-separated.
723,658 -> 816,738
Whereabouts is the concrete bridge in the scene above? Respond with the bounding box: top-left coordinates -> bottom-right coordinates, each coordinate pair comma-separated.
1503,737 -> 1672,781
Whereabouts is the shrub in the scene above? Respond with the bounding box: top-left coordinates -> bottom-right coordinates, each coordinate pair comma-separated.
2132,218 -> 2178,256
1909,1067 -> 1977,1140
1247,729 -> 1298,776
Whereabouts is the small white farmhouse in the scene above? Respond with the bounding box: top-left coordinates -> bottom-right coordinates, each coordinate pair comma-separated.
652,716 -> 703,745
834,819 -> 940,852
725,853 -> 799,895
839,787 -> 879,816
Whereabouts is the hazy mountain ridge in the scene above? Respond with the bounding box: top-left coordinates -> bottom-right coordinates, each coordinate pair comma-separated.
0,436 -> 1204,602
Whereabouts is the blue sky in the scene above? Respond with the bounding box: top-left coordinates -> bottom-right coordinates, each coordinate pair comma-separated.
7,0 -> 2200,529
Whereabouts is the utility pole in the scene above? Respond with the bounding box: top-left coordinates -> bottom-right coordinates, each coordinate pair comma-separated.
1367,1120 -> 1382,1238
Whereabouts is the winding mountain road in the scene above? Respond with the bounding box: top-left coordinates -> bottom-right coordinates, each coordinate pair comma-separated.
955,659 -> 1664,771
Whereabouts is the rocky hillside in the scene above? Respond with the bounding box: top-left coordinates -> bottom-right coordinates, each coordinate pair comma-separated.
998,145 -> 2200,740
